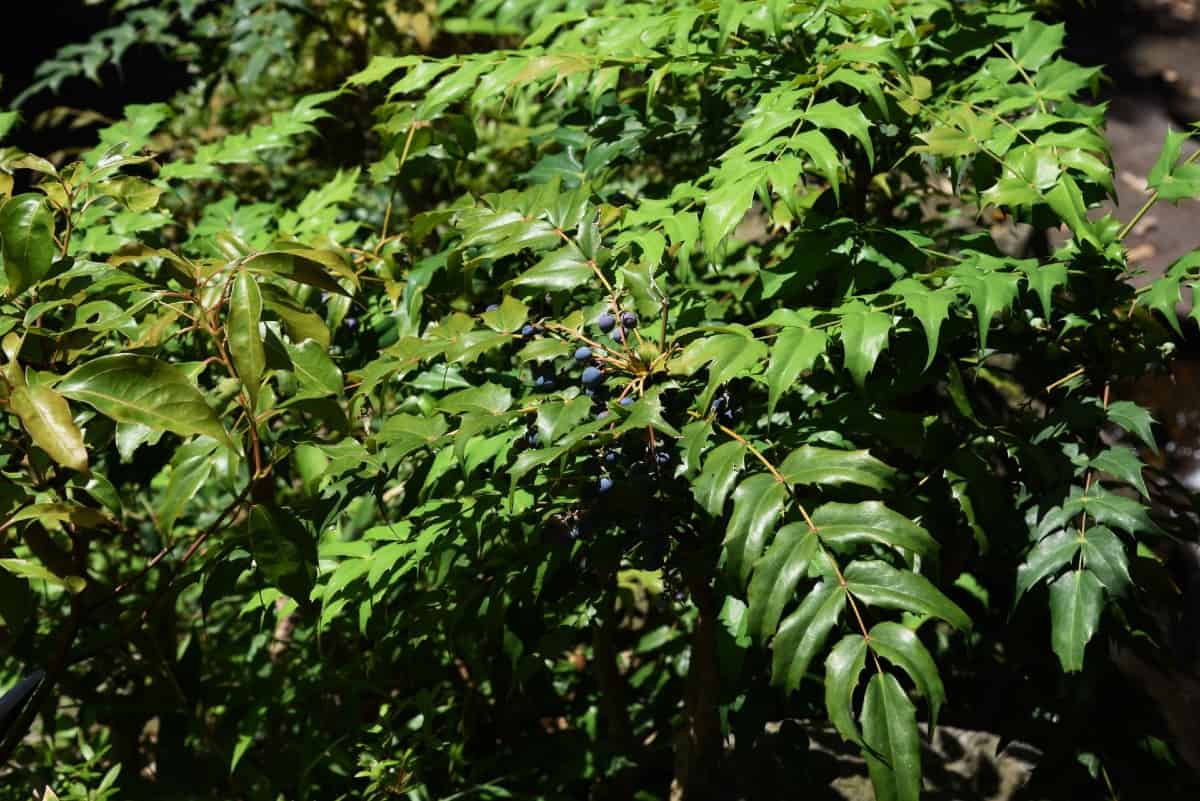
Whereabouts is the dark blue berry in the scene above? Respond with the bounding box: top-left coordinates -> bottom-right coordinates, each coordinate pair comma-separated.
485,303 -> 500,312
621,311 -> 637,329
574,346 -> 593,362
598,477 -> 614,493
611,328 -> 625,343
596,409 -> 610,420
526,429 -> 540,447
581,366 -> 604,386
345,317 -> 358,331
534,374 -> 555,391
521,324 -> 536,338
656,451 -> 671,466
619,396 -> 634,407
597,312 -> 615,333
604,449 -> 619,466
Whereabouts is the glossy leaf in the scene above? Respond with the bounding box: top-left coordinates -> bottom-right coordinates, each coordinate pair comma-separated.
693,440 -> 746,517
770,580 -> 844,691
812,501 -> 938,558
10,385 -> 87,472
779,446 -> 893,491
845,560 -> 971,629
825,633 -> 868,744
228,271 -> 266,405
868,622 -> 946,727
57,355 -> 232,447
1049,568 -> 1103,672
0,194 -> 56,295
723,473 -> 789,586
747,523 -> 818,641
860,671 -> 922,801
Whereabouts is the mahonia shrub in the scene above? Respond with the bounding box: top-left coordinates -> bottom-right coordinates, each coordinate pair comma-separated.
2,1 -> 1200,799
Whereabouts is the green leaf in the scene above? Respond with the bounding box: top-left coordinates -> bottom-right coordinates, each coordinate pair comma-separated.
1147,129 -> 1200,202
58,354 -> 231,447
813,502 -> 938,558
157,438 -> 219,533
861,672 -> 922,801
805,99 -> 874,166
0,194 -> 56,295
228,271 -> 266,405
284,340 -> 343,398
791,130 -> 842,201
702,171 -> 762,249
1106,401 -> 1157,453
845,560 -> 971,629
723,473 -> 789,586
747,523 -> 818,641
1049,568 -> 1103,672
779,446 -> 893,491
764,326 -> 826,414
536,395 -> 593,445
691,441 -> 744,515
825,633 -> 868,744
437,383 -> 513,416
260,284 -> 330,348
1090,446 -> 1149,499
1015,530 -> 1080,605
1066,489 -> 1160,537
246,504 -> 316,601
1045,175 -> 1101,249
839,301 -> 892,386
10,385 -> 87,472
1011,21 -> 1065,71
952,266 -> 1022,351
1082,526 -> 1131,595
868,622 -> 946,727
892,279 -> 951,370
244,248 -> 357,296
770,580 -> 844,691
480,296 -> 529,333
0,558 -> 86,594
511,244 -> 592,290
1019,261 -> 1067,319
671,333 -> 768,409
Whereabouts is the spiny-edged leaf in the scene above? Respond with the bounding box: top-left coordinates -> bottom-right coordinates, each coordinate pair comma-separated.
723,473 -> 789,587
1106,401 -> 1158,453
1011,21 -> 1065,71
679,419 -> 712,477
1090,445 -> 1149,499
244,248 -> 357,296
1015,530 -> 1080,605
1049,568 -> 1103,672
510,443 -> 568,488
779,446 -> 893,491
157,437 -> 220,533
702,170 -> 762,250
437,383 -> 513,416
691,441 -> 744,515
813,501 -> 938,558
825,633 -> 868,744
376,413 -> 449,464
1019,261 -> 1068,319
57,354 -> 231,447
1141,275 -> 1183,336
284,339 -> 343,398
1147,128 -> 1200,202
511,244 -> 592,290
748,523 -> 818,641
868,622 -> 946,727
860,671 -> 922,801
845,560 -> 971,629
792,130 -> 842,201
671,333 -> 768,409
892,279 -> 951,370
10,385 -> 87,472
536,394 -> 593,445
1082,526 -> 1131,595
1045,175 -> 1101,249
952,266 -> 1022,351
838,301 -> 892,386
770,580 -> 844,691
765,326 -> 826,414
1065,488 -> 1161,537
0,194 -> 56,295
805,99 -> 874,166
228,271 -> 266,406
480,296 -> 529,333
260,283 -> 330,347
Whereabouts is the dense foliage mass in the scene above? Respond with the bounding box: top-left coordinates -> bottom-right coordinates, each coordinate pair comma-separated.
2,1 -> 1200,799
